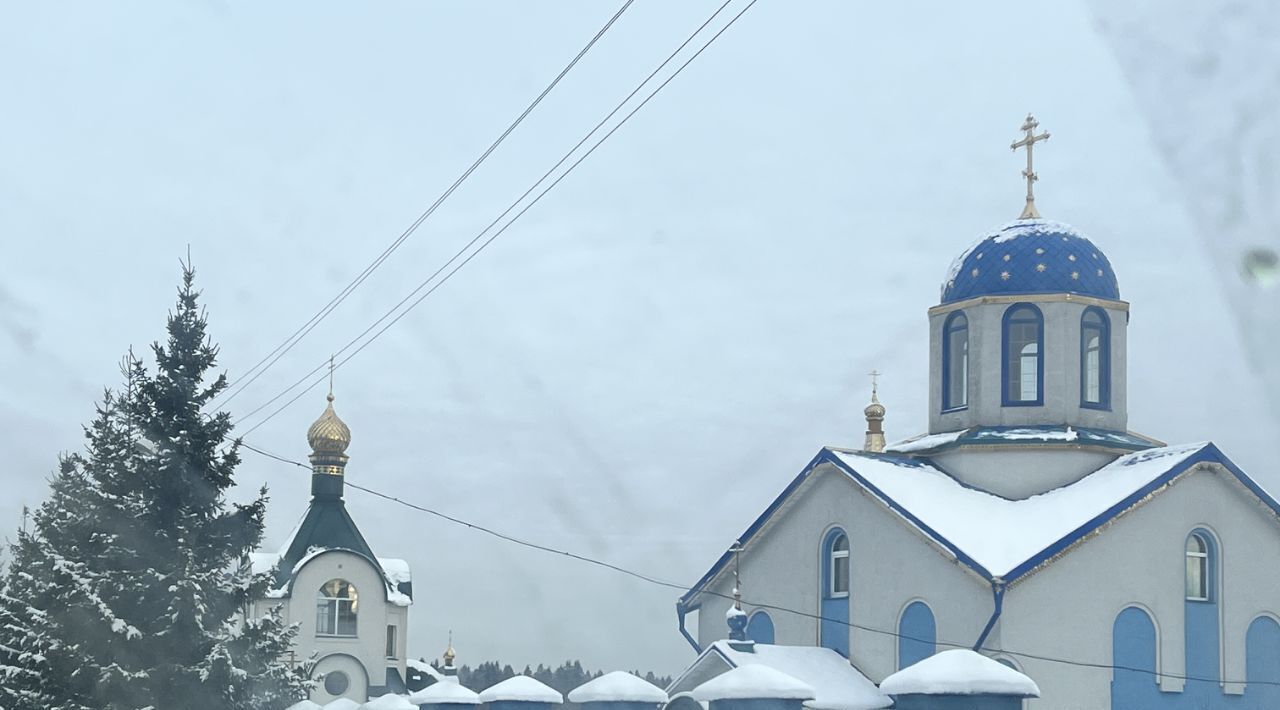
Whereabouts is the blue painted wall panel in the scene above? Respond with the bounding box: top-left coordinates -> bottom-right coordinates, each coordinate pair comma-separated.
898,602 -> 937,670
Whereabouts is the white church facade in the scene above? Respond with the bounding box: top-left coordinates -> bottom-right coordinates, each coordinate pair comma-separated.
675,118 -> 1280,709
249,393 -> 413,705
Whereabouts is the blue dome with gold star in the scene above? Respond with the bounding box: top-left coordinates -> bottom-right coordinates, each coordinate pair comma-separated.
940,219 -> 1120,304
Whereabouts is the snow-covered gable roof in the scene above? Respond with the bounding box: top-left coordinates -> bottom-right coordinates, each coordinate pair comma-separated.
478,675 -> 564,704
682,441 -> 1280,606
878,650 -> 1039,697
668,642 -> 890,710
405,657 -> 444,682
568,671 -> 668,704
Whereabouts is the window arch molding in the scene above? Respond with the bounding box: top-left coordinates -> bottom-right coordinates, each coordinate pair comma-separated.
896,598 -> 937,670
317,578 -> 359,637
1001,303 -> 1044,406
1185,527 -> 1220,603
822,527 -> 850,599
1080,306 -> 1111,409
941,311 -> 969,412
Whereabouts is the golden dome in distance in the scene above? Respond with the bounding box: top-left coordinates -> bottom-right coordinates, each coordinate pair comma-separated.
307,393 -> 352,454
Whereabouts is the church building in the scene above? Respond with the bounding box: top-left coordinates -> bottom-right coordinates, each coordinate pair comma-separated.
675,116 -> 1280,709
249,392 -> 414,705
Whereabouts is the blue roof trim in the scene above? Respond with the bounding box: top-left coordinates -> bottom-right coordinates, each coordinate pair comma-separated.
822,451 -> 995,581
890,425 -> 1158,455
679,442 -> 1280,607
679,451 -> 831,608
1002,443 -> 1280,582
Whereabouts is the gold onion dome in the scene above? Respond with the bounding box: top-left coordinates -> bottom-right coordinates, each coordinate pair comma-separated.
307,394 -> 352,454
864,391 -> 885,420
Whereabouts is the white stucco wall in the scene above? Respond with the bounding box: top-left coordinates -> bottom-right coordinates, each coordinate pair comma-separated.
253,549 -> 408,703
995,462 -> 1280,710
693,461 -> 993,682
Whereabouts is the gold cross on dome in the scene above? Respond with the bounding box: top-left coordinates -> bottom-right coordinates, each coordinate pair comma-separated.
1011,113 -> 1050,219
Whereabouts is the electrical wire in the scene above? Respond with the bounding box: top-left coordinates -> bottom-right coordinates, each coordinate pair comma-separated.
236,438 -> 1280,688
208,0 -> 636,412
233,0 -> 750,437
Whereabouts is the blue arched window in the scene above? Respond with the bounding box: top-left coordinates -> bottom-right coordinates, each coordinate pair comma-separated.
1184,529 -> 1221,696
746,610 -> 775,644
1081,307 -> 1110,408
819,529 -> 850,656
897,601 -> 936,670
1111,606 -> 1161,709
1002,304 -> 1043,406
942,311 -> 969,411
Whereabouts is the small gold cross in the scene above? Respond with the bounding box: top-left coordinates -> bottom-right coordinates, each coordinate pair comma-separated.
1011,114 -> 1050,219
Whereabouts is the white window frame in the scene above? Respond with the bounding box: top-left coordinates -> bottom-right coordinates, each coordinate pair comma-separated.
829,534 -> 850,599
1186,534 -> 1210,602
316,579 -> 359,638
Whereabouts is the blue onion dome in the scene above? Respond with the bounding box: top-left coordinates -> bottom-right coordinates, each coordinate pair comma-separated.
940,219 -> 1120,304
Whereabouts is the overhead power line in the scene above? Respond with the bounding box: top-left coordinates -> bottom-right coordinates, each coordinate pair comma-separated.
234,0 -> 750,437
208,0 -> 637,412
236,440 -> 1279,688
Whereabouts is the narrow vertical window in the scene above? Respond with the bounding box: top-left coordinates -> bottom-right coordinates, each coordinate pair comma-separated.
942,312 -> 969,410
1081,308 -> 1110,408
1186,533 -> 1210,601
1002,304 -> 1043,405
386,625 -> 397,659
830,533 -> 850,596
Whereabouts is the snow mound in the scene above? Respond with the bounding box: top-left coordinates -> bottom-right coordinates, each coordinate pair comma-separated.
360,693 -> 417,710
323,699 -> 362,710
568,671 -> 668,704
692,665 -> 815,702
406,657 -> 445,681
478,675 -> 564,704
712,643 -> 891,710
409,677 -> 480,705
878,650 -> 1039,697
285,701 -> 322,710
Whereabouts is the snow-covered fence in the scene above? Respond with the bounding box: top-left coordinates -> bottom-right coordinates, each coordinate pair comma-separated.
690,664 -> 815,710
877,650 -> 1040,710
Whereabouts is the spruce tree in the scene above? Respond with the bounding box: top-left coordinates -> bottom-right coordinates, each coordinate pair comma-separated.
0,267 -> 308,709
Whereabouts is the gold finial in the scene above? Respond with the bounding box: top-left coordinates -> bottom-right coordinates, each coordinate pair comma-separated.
443,631 -> 456,667
868,369 -> 880,403
1011,113 -> 1050,219
307,378 -> 352,464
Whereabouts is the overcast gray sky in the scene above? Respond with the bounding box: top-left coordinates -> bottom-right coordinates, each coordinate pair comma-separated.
2,0 -> 1275,676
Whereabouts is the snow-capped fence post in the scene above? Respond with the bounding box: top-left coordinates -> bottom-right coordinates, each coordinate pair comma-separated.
568,670 -> 668,710
877,649 -> 1040,710
690,665 -> 815,710
478,675 -> 564,710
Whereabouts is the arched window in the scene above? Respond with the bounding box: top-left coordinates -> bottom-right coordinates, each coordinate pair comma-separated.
942,311 -> 969,411
1002,304 -> 1043,406
1186,533 -> 1211,602
317,579 -> 359,637
746,610 -> 775,644
820,529 -> 850,656
1081,308 -> 1110,408
828,532 -> 850,597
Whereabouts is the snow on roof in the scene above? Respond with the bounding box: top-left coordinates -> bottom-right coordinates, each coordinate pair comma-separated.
379,557 -> 411,585
360,693 -> 417,710
323,699 -> 362,710
249,551 -> 282,576
285,701 -> 322,710
692,664 -> 815,702
878,650 -> 1040,697
884,430 -> 965,454
406,657 -> 445,681
712,642 -> 890,710
478,675 -> 564,704
828,443 -> 1208,578
885,426 -> 1160,454
408,677 -> 481,705
568,671 -> 668,704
